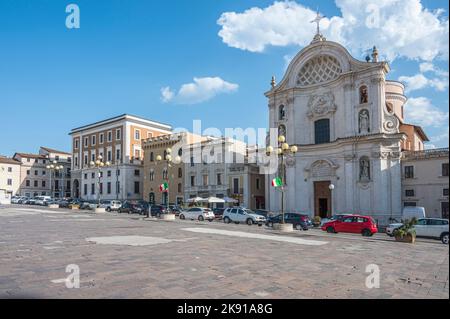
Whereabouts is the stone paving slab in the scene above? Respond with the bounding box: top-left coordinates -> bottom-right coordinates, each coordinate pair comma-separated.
0,205 -> 448,299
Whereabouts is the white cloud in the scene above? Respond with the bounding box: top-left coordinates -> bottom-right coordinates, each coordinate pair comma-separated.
161,77 -> 239,105
419,62 -> 449,77
217,0 -> 449,61
404,97 -> 449,127
160,87 -> 174,103
430,128 -> 449,145
399,73 -> 448,92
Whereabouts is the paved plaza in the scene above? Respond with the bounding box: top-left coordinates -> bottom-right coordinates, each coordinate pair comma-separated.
0,205 -> 448,299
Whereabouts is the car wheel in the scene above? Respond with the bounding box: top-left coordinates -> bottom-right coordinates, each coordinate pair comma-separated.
246,218 -> 253,226
441,233 -> 449,245
295,224 -> 302,231
198,215 -> 204,221
179,214 -> 185,220
224,217 -> 231,224
208,219 -> 213,223
362,229 -> 372,237
267,221 -> 273,228
106,208 -> 111,212
326,226 -> 335,234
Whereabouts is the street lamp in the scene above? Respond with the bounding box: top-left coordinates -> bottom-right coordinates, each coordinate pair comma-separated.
90,155 -> 111,207
329,184 -> 335,217
46,160 -> 64,198
156,147 -> 182,208
266,135 -> 298,224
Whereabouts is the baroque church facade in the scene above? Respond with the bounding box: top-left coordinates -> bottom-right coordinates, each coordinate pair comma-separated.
265,30 -> 420,226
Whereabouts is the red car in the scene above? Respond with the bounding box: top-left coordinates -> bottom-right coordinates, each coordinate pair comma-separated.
321,215 -> 378,237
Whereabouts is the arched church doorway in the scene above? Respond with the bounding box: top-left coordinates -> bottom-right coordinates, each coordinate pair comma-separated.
314,181 -> 332,218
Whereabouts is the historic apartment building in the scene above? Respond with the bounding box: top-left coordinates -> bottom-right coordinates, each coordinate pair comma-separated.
0,156 -> 21,196
70,114 -> 172,201
39,147 -> 72,198
402,148 -> 449,219
13,153 -> 51,197
142,132 -> 205,206
265,27 -> 429,225
184,137 -> 265,209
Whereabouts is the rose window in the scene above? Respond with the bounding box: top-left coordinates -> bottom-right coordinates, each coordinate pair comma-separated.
297,55 -> 342,86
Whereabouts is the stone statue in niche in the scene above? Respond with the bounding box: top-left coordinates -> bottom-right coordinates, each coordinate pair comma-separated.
359,86 -> 368,104
279,105 -> 286,120
278,125 -> 286,138
359,110 -> 370,134
359,157 -> 370,181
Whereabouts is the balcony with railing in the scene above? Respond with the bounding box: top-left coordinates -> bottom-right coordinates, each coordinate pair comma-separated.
403,148 -> 449,160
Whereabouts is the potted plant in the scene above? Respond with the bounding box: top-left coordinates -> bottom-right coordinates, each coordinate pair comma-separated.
313,216 -> 321,228
393,218 -> 417,243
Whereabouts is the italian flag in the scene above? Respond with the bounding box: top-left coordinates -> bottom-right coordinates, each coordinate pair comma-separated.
159,182 -> 169,192
272,177 -> 283,188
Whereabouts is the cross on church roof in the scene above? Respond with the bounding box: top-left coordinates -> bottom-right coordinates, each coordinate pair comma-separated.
310,10 -> 327,43
311,10 -> 326,35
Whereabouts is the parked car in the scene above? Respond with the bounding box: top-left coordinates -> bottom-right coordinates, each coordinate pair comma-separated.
402,206 -> 426,221
80,201 -> 97,210
11,196 -> 27,204
179,207 -> 215,221
148,205 -> 169,217
99,200 -> 122,212
321,214 -> 378,237
119,201 -> 146,215
222,208 -> 266,225
55,199 -> 70,208
35,196 -> 52,206
213,208 -> 225,219
266,213 -> 311,230
386,218 -> 449,244
23,197 -> 37,205
254,209 -> 270,219
168,205 -> 183,216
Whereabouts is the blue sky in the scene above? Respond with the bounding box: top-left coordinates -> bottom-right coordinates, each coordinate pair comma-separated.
0,0 -> 448,155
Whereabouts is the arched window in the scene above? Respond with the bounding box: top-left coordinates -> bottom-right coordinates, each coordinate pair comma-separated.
178,148 -> 183,156
279,105 -> 286,120
177,183 -> 182,193
359,86 -> 368,104
163,150 -> 167,160
359,109 -> 370,134
149,170 -> 154,181
314,119 -> 330,144
162,168 -> 168,180
178,167 -> 183,178
150,152 -> 154,162
359,157 -> 371,181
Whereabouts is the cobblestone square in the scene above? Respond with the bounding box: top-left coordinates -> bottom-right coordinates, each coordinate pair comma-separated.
0,205 -> 448,299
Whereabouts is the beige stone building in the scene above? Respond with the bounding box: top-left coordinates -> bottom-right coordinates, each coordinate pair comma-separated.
39,147 -> 72,198
13,153 -> 51,197
0,156 -> 22,196
143,133 -> 185,205
70,114 -> 172,201
184,137 -> 266,210
401,148 -> 449,219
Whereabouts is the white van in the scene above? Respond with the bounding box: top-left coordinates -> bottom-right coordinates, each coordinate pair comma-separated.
402,206 -> 426,221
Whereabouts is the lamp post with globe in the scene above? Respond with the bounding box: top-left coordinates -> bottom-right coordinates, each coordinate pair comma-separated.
329,183 -> 335,217
46,161 -> 64,198
89,155 -> 110,211
266,135 -> 298,230
155,147 -> 181,220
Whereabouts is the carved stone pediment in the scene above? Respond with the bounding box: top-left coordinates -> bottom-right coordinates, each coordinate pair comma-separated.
307,92 -> 337,119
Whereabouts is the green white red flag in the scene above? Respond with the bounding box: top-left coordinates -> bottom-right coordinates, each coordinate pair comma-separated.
160,182 -> 169,192
272,177 -> 282,188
